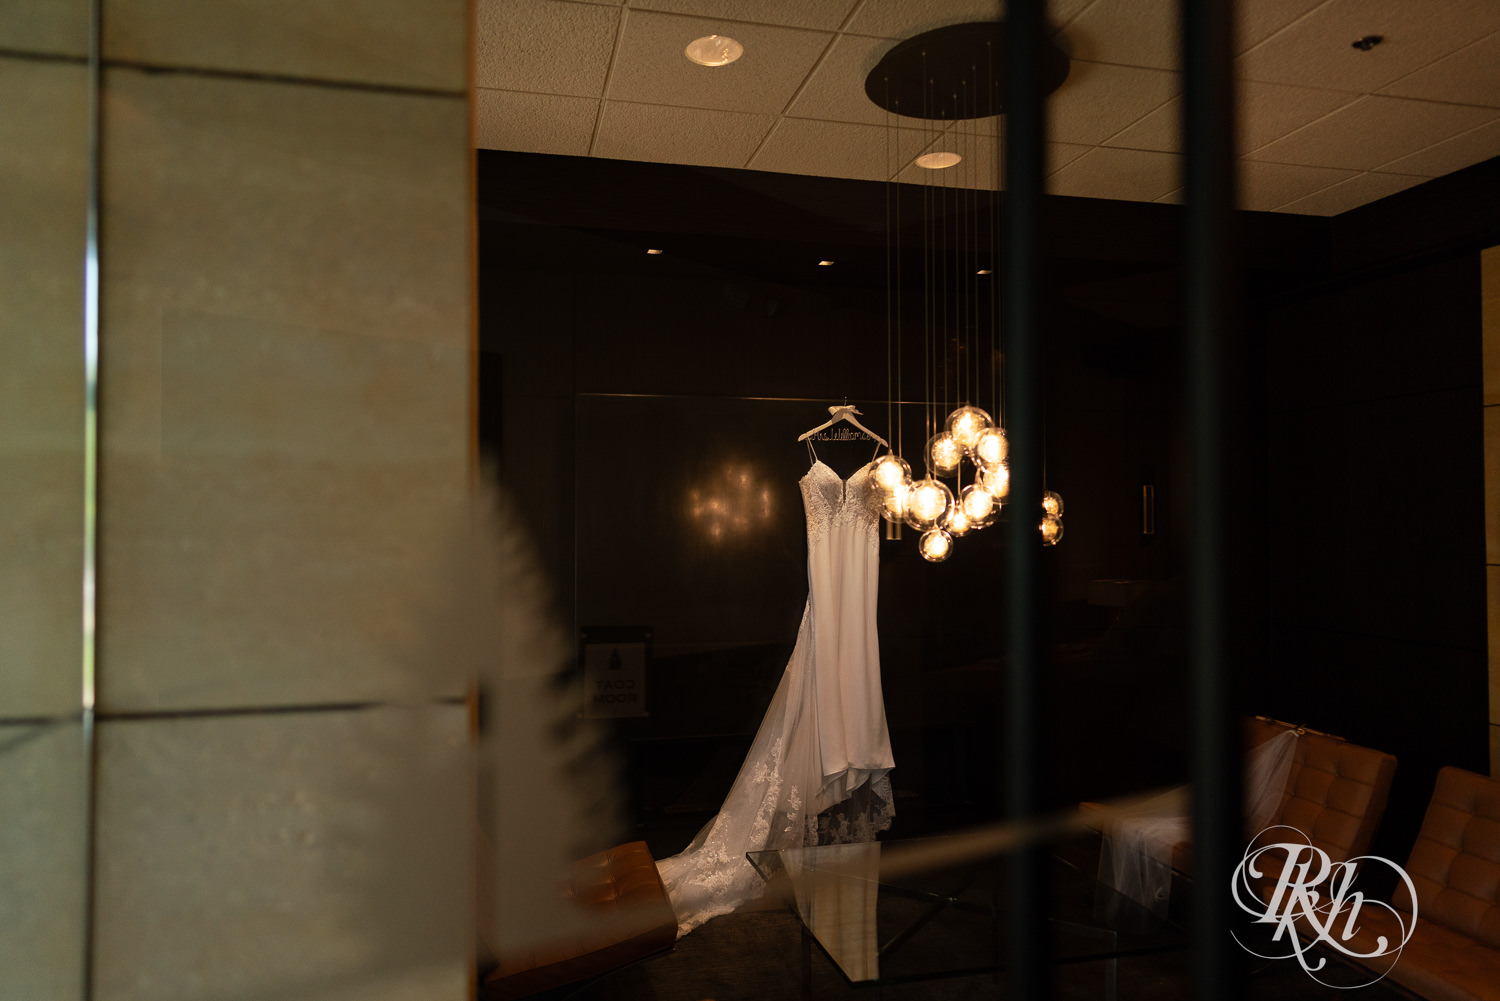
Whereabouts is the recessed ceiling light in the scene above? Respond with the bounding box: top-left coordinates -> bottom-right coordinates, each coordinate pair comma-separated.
818,260 -> 835,266
916,151 -> 962,169
976,268 -> 992,275
685,35 -> 744,67
646,248 -> 664,255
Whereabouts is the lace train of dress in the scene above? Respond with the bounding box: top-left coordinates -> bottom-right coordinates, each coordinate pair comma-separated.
655,457 -> 896,936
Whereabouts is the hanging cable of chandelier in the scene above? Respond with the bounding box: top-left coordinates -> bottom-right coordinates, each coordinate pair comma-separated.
863,21 -> 1070,561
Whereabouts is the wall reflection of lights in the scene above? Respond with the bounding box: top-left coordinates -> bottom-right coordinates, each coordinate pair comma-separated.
688,463 -> 775,544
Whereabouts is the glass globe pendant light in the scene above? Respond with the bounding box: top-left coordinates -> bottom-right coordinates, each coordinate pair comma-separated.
1040,514 -> 1064,546
971,426 -> 1008,467
959,483 -> 997,528
925,432 -> 964,477
945,405 -> 991,450
905,477 -> 953,530
864,23 -> 1071,558
871,453 -> 912,495
919,528 -> 953,562
879,482 -> 911,523
978,461 -> 1010,501
942,503 -> 973,537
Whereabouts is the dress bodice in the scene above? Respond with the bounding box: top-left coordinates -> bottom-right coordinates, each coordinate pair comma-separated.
799,460 -> 878,549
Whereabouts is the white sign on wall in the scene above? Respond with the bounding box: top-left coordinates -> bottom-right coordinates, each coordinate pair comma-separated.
581,636 -> 648,718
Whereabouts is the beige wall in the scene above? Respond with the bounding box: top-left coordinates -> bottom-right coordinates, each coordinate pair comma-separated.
0,10 -> 92,998
0,2 -> 475,997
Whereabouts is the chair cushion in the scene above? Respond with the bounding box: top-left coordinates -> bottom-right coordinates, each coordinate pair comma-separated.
1395,767 -> 1500,953
1166,721 -> 1396,879
1343,904 -> 1500,1001
483,841 -> 678,1000
1244,718 -> 1396,865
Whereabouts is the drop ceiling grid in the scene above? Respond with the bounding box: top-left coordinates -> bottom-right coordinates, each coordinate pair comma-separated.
476,0 -> 1500,216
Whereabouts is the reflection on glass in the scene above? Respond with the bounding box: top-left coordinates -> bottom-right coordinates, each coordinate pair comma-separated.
687,461 -> 776,545
0,3 -> 96,999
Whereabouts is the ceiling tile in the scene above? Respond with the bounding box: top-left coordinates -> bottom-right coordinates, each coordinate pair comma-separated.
1104,81 -> 1355,155
1238,159 -> 1359,212
1236,0 -> 1500,94
607,10 -> 832,114
784,33 -> 922,127
946,113 -> 1004,138
1273,170 -> 1426,215
1379,30 -> 1500,109
751,118 -> 929,182
629,0 -> 860,33
844,0 -> 1014,42
892,130 -> 1000,188
1375,118 -> 1500,177
888,132 -> 1084,186
1098,96 -> 1176,151
1050,60 -> 1180,145
1048,146 -> 1181,202
1099,95 -> 1177,152
476,0 -> 620,96
592,101 -> 775,167
841,0 -> 1100,41
475,88 -> 599,155
1047,0 -> 1098,29
1245,95 -> 1499,170
1064,0 -> 1178,71
1046,141 -> 1092,175
1234,0 -> 1327,54
1236,81 -> 1359,153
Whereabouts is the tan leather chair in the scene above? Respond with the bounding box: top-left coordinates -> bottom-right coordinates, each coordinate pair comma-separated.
1342,767 -> 1500,1001
481,841 -> 679,1000
1244,717 -> 1397,866
1165,719 -> 1396,877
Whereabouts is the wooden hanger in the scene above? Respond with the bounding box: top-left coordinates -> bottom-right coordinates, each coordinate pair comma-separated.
797,404 -> 889,447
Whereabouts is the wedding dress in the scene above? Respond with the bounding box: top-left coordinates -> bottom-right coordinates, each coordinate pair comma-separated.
655,447 -> 897,936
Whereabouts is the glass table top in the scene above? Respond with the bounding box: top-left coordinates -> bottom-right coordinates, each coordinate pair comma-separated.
746,835 -> 1190,987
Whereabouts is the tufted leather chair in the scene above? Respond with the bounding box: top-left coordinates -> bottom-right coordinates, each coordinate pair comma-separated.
1166,719 -> 1397,877
1334,767 -> 1500,1001
1245,717 -> 1397,864
481,841 -> 679,1000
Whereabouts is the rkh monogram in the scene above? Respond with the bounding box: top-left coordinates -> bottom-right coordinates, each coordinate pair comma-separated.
1230,826 -> 1417,989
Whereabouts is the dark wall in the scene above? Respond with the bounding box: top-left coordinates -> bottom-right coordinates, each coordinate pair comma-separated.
1258,251 -> 1488,865
1250,156 -> 1500,865
476,155 -> 1199,839
478,149 -> 1499,857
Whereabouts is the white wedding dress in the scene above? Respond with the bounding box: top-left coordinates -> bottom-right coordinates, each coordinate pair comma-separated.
655,451 -> 897,936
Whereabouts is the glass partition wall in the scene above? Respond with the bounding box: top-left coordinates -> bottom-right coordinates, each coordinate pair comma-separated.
0,0 -> 93,996
1,2 -> 475,998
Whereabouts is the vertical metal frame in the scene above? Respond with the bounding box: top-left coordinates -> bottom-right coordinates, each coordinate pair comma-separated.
1183,0 -> 1244,997
1002,3 -> 1243,997
1003,0 -> 1048,998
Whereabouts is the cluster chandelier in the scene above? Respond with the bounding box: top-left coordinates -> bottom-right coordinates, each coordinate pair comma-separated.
865,22 -> 1068,563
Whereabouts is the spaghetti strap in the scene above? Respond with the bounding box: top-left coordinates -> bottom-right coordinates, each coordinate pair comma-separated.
806,439 -> 818,465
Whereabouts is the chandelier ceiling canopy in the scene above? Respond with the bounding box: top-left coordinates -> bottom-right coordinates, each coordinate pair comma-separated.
863,21 -> 1070,121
